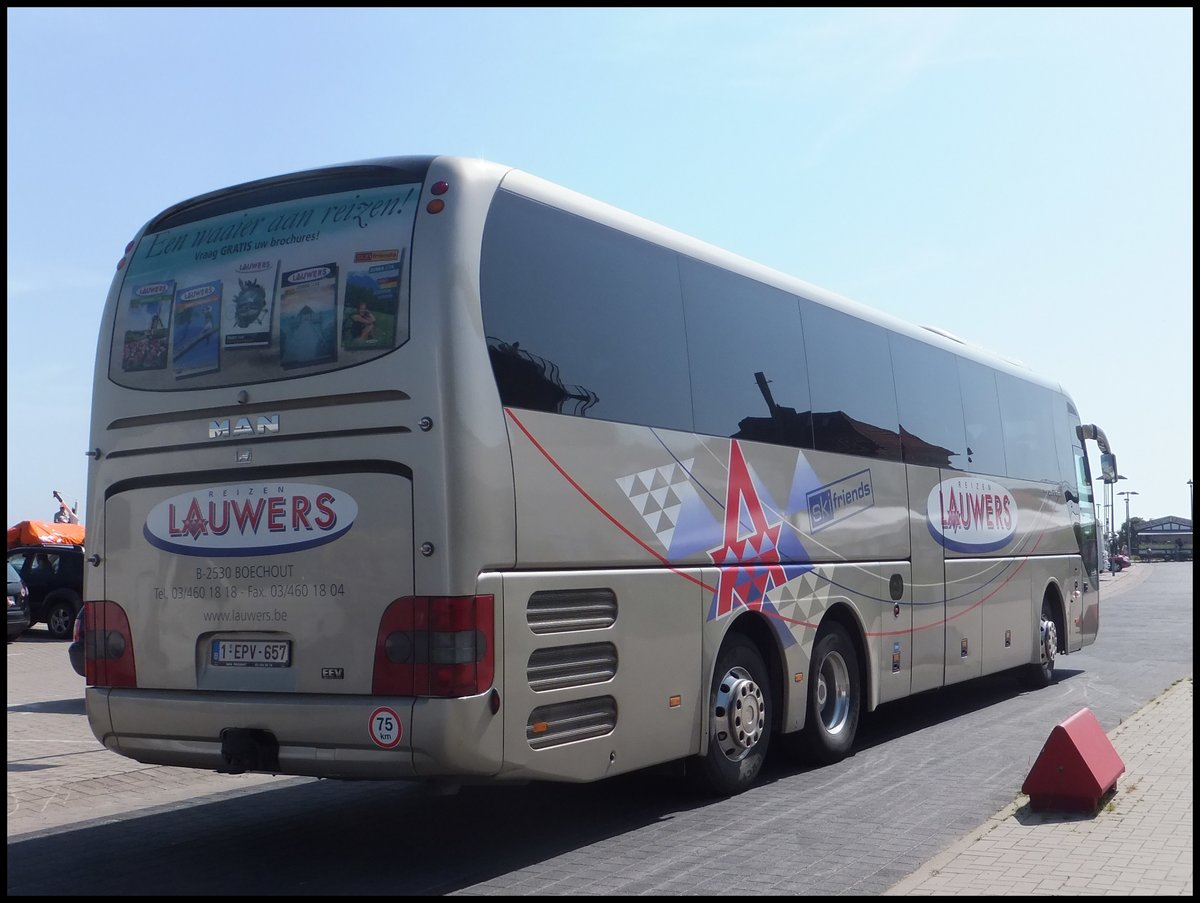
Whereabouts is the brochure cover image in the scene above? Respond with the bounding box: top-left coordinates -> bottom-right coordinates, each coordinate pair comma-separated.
342,248 -> 404,351
224,259 -> 279,349
122,280 -> 174,372
172,280 -> 222,379
279,263 -> 338,369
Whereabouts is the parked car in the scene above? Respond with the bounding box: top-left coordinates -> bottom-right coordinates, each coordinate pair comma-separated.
6,544 -> 85,639
68,605 -> 86,677
1110,552 -> 1132,571
7,561 -> 31,641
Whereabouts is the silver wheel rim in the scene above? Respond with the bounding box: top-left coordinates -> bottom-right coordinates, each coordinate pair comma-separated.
1040,615 -> 1057,669
816,649 -> 851,736
49,608 -> 71,636
711,665 -> 765,763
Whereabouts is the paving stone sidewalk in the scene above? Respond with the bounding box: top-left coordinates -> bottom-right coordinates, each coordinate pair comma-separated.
886,675 -> 1193,896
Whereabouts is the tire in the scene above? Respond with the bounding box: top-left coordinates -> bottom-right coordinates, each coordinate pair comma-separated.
44,597 -> 78,640
692,634 -> 772,797
797,620 -> 861,766
1025,598 -> 1057,689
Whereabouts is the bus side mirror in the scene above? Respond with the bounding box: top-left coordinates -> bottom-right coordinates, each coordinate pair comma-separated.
1100,453 -> 1117,483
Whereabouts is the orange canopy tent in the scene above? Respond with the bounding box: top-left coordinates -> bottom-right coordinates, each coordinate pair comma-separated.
7,520 -> 85,547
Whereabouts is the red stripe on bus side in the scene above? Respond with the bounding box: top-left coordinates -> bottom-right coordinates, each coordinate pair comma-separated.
504,409 -> 713,592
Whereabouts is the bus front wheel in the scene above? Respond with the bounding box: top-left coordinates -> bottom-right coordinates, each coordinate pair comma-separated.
692,634 -> 772,796
1024,598 -> 1058,689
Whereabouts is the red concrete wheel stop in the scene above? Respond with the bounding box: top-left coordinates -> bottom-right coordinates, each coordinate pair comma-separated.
1022,707 -> 1126,813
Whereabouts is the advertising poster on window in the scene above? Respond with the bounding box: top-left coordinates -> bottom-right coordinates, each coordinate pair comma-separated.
343,248 -> 405,351
279,264 -> 338,369
223,259 -> 278,349
172,280 -> 222,379
121,280 -> 174,372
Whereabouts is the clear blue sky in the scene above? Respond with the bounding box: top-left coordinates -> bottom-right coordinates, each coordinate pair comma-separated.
6,8 -> 1193,534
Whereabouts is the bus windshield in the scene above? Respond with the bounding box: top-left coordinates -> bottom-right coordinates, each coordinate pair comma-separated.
110,180 -> 421,390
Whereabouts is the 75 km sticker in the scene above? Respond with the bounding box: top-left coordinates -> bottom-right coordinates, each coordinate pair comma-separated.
369,706 -> 403,749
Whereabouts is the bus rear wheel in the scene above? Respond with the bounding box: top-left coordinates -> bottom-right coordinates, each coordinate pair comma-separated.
692,634 -> 771,796
795,621 -> 860,765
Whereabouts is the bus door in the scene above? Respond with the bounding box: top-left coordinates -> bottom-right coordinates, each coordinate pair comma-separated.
908,467 -> 947,695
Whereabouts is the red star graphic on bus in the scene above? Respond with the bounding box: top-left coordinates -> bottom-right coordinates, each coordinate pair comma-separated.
708,441 -> 788,617
180,500 -> 208,540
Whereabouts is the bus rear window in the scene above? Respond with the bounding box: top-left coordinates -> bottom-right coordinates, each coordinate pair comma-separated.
110,181 -> 420,390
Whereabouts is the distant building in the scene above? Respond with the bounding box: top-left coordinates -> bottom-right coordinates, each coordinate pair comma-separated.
1134,516 -> 1192,560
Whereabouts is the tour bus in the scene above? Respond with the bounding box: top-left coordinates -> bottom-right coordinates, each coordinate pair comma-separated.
83,155 -> 1117,796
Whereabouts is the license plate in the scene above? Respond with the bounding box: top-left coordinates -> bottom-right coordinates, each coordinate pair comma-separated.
211,639 -> 291,668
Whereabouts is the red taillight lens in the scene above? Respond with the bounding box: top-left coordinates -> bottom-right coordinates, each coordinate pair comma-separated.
116,239 -> 136,271
373,595 -> 494,697
85,600 -> 137,689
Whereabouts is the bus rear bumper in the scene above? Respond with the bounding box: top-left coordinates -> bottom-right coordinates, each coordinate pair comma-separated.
86,687 -> 504,781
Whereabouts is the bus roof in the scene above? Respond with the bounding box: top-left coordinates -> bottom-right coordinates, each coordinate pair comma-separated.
136,153 -> 1067,399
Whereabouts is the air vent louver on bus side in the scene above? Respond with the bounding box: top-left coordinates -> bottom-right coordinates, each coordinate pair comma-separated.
527,643 -> 618,692
526,588 -> 617,634
526,697 -> 617,750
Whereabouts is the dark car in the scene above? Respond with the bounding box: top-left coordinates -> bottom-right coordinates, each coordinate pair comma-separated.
68,604 -> 86,677
7,561 -> 31,641
6,544 -> 85,639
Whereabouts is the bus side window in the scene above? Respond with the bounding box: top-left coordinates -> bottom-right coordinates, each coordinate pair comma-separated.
996,373 -> 1060,483
889,333 -> 968,469
957,357 -> 1006,476
801,298 -> 902,461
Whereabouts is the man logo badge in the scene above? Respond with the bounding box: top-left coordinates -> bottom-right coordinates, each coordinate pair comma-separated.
209,414 -> 280,440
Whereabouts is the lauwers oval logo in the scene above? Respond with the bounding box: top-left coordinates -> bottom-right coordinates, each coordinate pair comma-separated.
144,483 -> 357,557
926,478 -> 1018,553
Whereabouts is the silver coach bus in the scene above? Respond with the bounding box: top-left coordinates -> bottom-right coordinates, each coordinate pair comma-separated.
83,155 -> 1117,796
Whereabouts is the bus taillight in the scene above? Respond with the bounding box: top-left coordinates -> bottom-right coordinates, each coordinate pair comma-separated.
373,595 -> 495,698
115,239 -> 135,271
85,600 -> 137,689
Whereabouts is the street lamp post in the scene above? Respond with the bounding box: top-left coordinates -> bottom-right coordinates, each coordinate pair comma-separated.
1101,475 -> 1128,572
1114,475 -> 1127,556
1118,490 -> 1139,558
